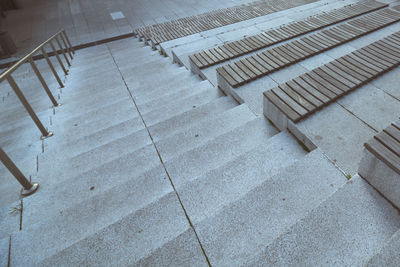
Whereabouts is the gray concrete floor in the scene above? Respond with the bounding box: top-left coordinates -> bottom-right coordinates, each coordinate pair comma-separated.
1,0 -> 254,60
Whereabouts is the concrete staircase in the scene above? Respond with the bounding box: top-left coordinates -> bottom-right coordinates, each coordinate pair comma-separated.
1,1 -> 400,265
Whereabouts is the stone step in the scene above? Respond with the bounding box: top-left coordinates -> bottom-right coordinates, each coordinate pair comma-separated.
164,116 -> 278,188
137,80 -> 218,114
21,143 -> 161,228
44,116 -> 145,158
0,200 -> 20,240
366,229 -> 400,266
177,131 -> 307,225
134,71 -> 204,107
248,175 -> 400,266
148,95 -> 238,142
38,126 -> 152,182
38,195 -> 206,266
191,148 -> 346,266
0,237 -> 8,267
141,82 -> 223,126
156,104 -> 255,161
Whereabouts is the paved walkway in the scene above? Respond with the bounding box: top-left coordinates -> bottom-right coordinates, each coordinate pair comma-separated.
1,0 -> 254,60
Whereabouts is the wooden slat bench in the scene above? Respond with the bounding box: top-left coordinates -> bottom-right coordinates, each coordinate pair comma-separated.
216,7 -> 400,89
359,120 -> 400,209
365,122 -> 400,175
190,0 -> 388,70
263,31 -> 400,124
134,0 -> 317,48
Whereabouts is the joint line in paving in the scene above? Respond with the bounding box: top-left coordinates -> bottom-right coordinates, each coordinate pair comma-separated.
106,45 -> 212,266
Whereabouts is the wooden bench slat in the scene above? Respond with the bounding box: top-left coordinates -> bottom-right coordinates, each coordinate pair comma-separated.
343,54 -> 381,74
253,54 -> 275,71
312,68 -> 349,94
279,84 -> 316,112
385,124 -> 400,143
330,60 -> 371,82
293,76 -> 331,103
336,57 -> 375,79
322,64 -> 358,88
235,60 -> 257,79
352,50 -> 390,69
242,58 -> 263,76
273,87 -> 308,117
216,67 -> 238,87
286,80 -> 323,107
224,65 -> 244,85
366,137 -> 400,175
375,132 -> 400,158
264,90 -> 301,122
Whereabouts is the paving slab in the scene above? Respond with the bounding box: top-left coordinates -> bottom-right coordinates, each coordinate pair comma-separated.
248,175 -> 400,266
156,104 -> 254,161
372,66 -> 400,99
296,103 -> 377,174
194,148 -> 346,266
366,229 -> 400,266
148,95 -> 238,142
0,237 -> 9,267
337,83 -> 400,132
165,116 -> 278,188
0,201 -> 20,240
32,192 -> 195,266
11,165 -> 173,265
178,131 -> 307,224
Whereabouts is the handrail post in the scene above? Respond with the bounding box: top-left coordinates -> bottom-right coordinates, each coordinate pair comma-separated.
49,41 -> 68,75
0,147 -> 39,196
41,47 -> 64,88
28,58 -> 60,107
62,30 -> 75,54
60,33 -> 73,59
6,75 -> 53,139
55,35 -> 71,66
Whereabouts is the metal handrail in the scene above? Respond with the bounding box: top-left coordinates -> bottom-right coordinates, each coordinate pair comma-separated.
0,29 -> 75,196
0,29 -> 74,138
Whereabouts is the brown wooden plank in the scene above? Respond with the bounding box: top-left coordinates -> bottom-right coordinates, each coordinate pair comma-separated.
268,29 -> 286,41
336,57 -> 375,79
321,29 -> 347,42
305,71 -> 343,96
376,131 -> 400,157
318,31 -> 342,45
189,54 -> 204,68
301,37 -> 325,51
216,67 -> 238,87
323,64 -> 359,87
273,87 -> 308,117
228,62 -> 251,81
230,41 -> 248,54
260,32 -> 278,43
264,90 -> 300,122
295,39 -> 318,53
307,34 -> 330,48
214,46 -> 230,59
331,60 -> 370,82
242,58 -> 263,76
385,124 -> 400,143
269,48 -> 291,64
313,32 -> 339,46
224,64 -> 245,85
219,45 -> 235,58
286,42 -> 311,57
330,26 -> 356,39
293,76 -> 331,103
223,43 -> 239,56
209,48 -> 225,61
341,56 -> 379,76
282,43 -> 304,59
363,46 -> 398,65
365,137 -> 400,175
198,51 -> 214,65
253,54 -> 275,71
274,46 -> 297,62
235,60 -> 257,79
262,51 -> 285,68
194,53 -> 208,67
352,50 -> 391,69
314,67 -> 351,93
374,40 -> 400,56
286,80 -> 323,107
280,84 -> 316,111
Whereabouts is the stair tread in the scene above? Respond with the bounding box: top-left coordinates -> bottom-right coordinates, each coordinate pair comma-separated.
249,174 -> 400,266
156,104 -> 255,161
165,116 -> 278,188
148,95 -> 237,142
366,229 -> 400,266
192,148 -> 346,266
